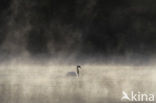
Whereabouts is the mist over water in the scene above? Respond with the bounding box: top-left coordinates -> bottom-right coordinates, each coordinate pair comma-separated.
0,61 -> 156,103
1,0 -> 156,58
0,0 -> 156,103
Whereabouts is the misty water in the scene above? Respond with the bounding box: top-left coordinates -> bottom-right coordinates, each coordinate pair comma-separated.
0,62 -> 155,103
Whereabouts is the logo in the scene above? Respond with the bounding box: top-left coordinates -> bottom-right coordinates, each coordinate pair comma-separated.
121,91 -> 155,102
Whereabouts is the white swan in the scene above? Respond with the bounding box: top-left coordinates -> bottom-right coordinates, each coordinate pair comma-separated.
66,65 -> 81,78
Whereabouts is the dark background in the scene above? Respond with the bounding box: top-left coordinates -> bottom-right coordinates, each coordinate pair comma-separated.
0,0 -> 156,61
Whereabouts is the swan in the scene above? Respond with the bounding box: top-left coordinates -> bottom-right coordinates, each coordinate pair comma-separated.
66,65 -> 81,78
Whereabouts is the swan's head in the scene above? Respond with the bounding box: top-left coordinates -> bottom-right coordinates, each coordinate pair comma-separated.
77,65 -> 81,69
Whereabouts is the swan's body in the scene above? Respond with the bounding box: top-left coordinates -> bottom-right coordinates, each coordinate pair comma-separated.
66,72 -> 77,77
66,65 -> 81,78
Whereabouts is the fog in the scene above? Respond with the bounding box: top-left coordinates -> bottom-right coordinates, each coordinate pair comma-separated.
0,0 -> 156,102
0,60 -> 156,103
